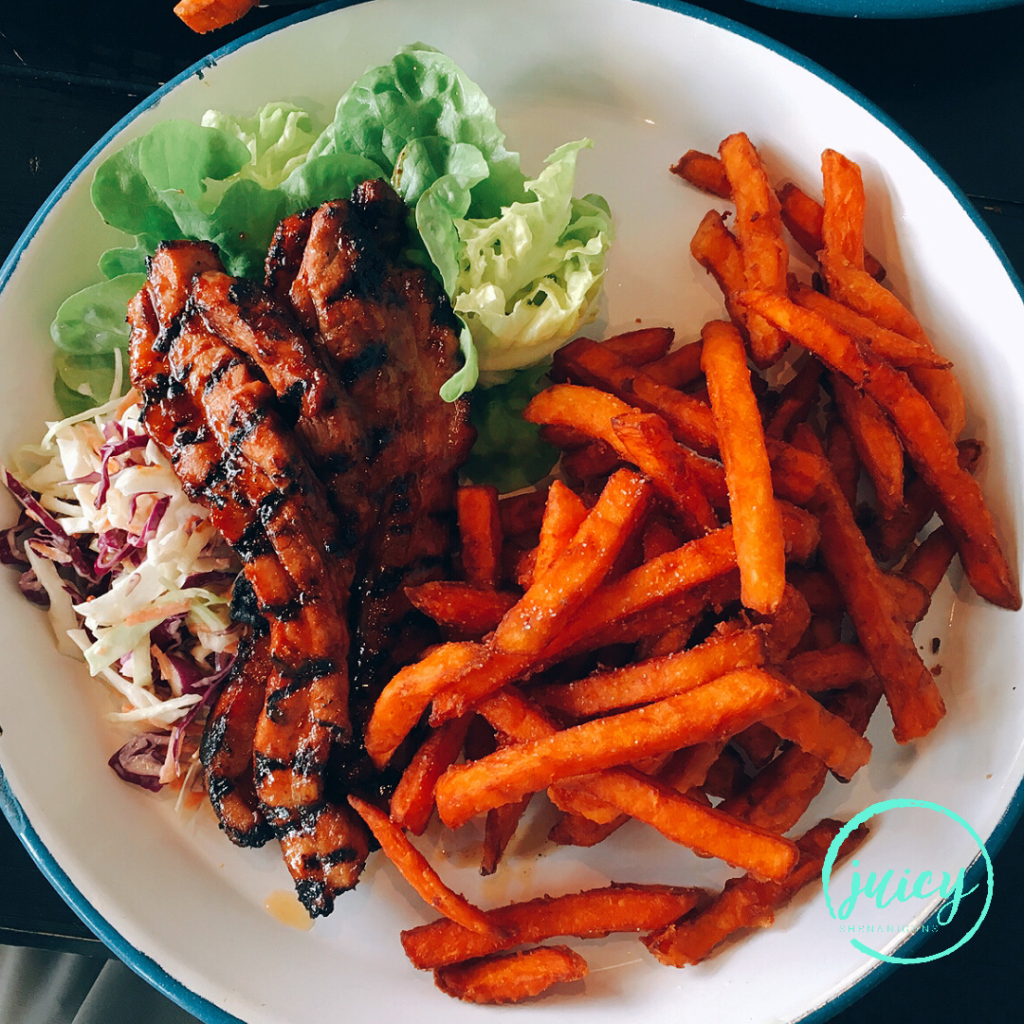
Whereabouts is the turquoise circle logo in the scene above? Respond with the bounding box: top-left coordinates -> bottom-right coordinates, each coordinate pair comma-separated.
821,798 -> 993,964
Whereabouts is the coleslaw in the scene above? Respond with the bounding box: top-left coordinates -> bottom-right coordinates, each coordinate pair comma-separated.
1,377 -> 242,797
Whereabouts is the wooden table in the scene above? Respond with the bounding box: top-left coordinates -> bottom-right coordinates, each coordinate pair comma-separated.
1,0 -> 1022,1020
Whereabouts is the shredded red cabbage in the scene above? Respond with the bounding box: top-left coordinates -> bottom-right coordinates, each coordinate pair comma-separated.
0,519 -> 30,568
94,433 -> 150,509
93,495 -> 169,575
108,732 -> 170,792
17,569 -> 49,607
2,467 -> 101,583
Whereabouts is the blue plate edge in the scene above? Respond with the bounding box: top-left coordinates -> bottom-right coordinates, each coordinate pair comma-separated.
740,0 -> 1019,21
0,1 -> 1021,1022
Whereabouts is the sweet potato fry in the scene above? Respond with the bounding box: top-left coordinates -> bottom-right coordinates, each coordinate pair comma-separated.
789,566 -> 844,616
498,489 -> 548,538
690,210 -> 747,320
401,883 -> 706,970
546,783 -> 623,826
404,581 -> 518,639
825,415 -> 860,509
755,582 -> 812,662
481,795 -> 532,876
818,250 -> 966,438
765,354 -> 824,440
558,768 -> 800,879
493,469 -> 652,654
601,326 -> 675,365
885,572 -> 930,625
730,721 -> 780,769
532,628 -> 768,718
532,479 -> 588,583
548,809 -> 626,847
481,687 -> 800,874
525,382 -> 634,448
558,438 -> 621,482
829,372 -> 905,517
821,149 -> 867,271
433,945 -> 588,1004
671,149 -> 732,198
869,438 -> 981,561
702,319 -> 787,613
365,641 -> 482,767
530,387 -> 718,532
743,290 -> 1019,611
552,338 -> 719,454
390,714 -> 473,835
642,340 -> 705,388
781,642 -> 874,694
717,744 -> 829,833
643,818 -> 868,967
173,0 -> 258,33
434,668 -> 798,828
769,442 -> 947,742
347,796 -> 500,939
718,133 -> 789,367
610,410 -> 719,536
456,485 -> 502,588
863,359 -> 1018,610
763,690 -> 872,780
900,524 -> 958,596
720,678 -> 882,831
791,281 -> 947,369
777,182 -> 886,281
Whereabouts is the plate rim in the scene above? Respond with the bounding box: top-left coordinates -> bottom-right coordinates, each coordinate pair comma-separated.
1,2 -> 1022,1023
740,0 -> 1020,21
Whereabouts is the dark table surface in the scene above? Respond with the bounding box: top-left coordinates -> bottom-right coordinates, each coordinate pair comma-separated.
1,0 -> 1023,1020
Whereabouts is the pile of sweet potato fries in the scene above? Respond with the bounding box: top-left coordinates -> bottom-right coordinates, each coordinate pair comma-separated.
345,132 -> 1018,1003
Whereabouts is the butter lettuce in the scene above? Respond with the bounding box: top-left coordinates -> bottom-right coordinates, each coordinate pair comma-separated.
49,273 -> 146,414
90,119 -> 379,279
201,103 -> 321,190
453,140 -> 612,375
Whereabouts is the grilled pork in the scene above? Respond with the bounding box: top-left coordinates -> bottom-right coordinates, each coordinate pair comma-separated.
128,181 -> 473,916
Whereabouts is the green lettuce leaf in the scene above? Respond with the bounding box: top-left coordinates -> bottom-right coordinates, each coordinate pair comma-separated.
310,44 -> 527,219
50,273 -> 147,355
463,363 -> 558,490
201,103 -> 322,190
453,140 -> 613,374
49,273 -> 145,411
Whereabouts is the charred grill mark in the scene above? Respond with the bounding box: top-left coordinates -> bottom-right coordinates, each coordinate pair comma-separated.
335,340 -> 387,386
192,265 -> 376,558
265,658 -> 337,721
229,576 -> 268,635
201,635 -> 275,849
152,322 -> 179,354
265,207 -> 314,301
233,521 -> 274,563
279,380 -> 305,427
279,803 -> 370,916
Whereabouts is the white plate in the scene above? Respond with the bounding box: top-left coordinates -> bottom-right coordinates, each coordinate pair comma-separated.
1,1 -> 1023,1022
